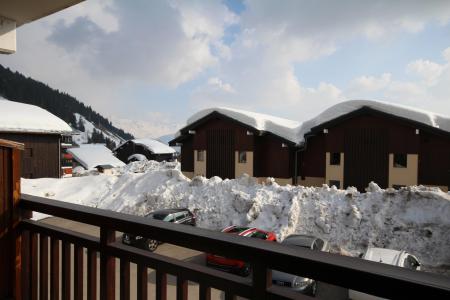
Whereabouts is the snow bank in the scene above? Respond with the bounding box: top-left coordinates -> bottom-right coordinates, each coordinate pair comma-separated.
296,99 -> 450,143
178,107 -> 300,143
22,161 -> 450,268
67,144 -> 125,170
0,98 -> 72,133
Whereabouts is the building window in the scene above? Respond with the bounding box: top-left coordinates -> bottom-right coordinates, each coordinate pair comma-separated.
197,150 -> 205,162
238,151 -> 247,163
393,153 -> 407,168
330,152 -> 340,165
329,180 -> 340,188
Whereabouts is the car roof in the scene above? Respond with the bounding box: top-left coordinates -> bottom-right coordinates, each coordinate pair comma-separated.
363,247 -> 406,266
282,234 -> 318,247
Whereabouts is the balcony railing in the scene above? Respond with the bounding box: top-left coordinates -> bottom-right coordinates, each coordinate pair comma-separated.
14,194 -> 450,300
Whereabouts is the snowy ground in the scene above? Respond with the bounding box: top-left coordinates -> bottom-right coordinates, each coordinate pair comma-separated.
22,161 -> 450,272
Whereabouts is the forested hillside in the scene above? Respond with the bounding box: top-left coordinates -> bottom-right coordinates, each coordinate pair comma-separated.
0,65 -> 134,147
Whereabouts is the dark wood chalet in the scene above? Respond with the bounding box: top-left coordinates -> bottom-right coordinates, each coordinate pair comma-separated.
114,138 -> 176,163
169,109 -> 298,184
297,104 -> 450,192
0,99 -> 73,178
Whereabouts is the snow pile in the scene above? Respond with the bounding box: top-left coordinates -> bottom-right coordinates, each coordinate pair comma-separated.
0,97 -> 72,133
22,161 -> 450,268
73,113 -> 124,146
67,144 -> 125,170
178,107 -> 301,143
296,99 -> 450,143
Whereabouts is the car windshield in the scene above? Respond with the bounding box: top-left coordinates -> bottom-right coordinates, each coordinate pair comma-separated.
147,213 -> 168,220
227,227 -> 249,234
282,237 -> 314,249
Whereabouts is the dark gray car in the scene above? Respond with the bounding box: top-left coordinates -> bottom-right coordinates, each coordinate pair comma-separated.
272,235 -> 329,296
122,208 -> 196,251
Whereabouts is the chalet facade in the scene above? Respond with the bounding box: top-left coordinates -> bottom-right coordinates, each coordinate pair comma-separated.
114,138 -> 176,163
0,98 -> 72,178
171,101 -> 450,192
169,108 -> 299,184
297,102 -> 450,192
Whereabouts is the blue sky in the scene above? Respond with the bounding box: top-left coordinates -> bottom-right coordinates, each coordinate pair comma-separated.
1,0 -> 450,138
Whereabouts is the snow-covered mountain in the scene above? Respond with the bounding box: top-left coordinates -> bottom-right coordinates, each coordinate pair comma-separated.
73,113 -> 125,147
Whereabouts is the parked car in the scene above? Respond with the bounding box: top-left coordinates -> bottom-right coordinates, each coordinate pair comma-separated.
206,225 -> 277,276
349,247 -> 421,300
122,208 -> 196,251
272,235 -> 329,296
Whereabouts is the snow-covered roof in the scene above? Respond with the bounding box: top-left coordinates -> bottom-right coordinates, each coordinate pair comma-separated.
118,138 -> 176,154
0,98 -> 73,134
296,100 -> 450,143
178,107 -> 301,143
67,144 -> 125,170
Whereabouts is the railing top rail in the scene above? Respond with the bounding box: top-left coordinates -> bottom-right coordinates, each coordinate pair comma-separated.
20,193 -> 450,299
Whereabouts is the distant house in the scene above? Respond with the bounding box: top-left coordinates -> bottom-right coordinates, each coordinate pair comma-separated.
114,138 -> 176,163
67,144 -> 125,171
95,164 -> 115,175
296,100 -> 450,192
169,107 -> 299,184
170,101 -> 450,192
0,98 -> 73,178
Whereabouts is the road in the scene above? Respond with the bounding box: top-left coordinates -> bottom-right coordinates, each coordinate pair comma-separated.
41,217 -> 348,300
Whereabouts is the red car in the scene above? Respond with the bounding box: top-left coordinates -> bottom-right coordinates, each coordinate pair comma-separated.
206,225 -> 277,276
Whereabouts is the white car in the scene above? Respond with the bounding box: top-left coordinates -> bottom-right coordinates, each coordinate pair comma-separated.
349,247 -> 421,300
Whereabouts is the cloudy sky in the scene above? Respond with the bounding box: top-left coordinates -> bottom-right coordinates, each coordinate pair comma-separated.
1,0 -> 450,138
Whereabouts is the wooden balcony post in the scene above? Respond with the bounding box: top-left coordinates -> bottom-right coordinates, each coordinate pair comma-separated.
100,227 -> 116,300
0,139 -> 24,300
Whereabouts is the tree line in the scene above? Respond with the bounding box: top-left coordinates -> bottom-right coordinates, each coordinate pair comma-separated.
0,64 -> 134,149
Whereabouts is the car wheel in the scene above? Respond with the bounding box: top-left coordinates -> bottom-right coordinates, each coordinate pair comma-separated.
144,239 -> 159,252
238,264 -> 250,277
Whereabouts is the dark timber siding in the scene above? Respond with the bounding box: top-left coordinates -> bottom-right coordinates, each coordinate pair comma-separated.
206,129 -> 235,179
298,134 -> 326,179
418,132 -> 450,188
180,138 -> 194,172
115,141 -> 174,163
344,128 -> 388,190
0,133 -> 60,178
254,134 -> 293,179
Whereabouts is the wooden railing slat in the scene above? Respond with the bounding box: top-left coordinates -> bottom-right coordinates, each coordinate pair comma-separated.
176,276 -> 188,300
137,264 -> 148,300
199,283 -> 211,300
21,230 -> 30,300
87,249 -> 97,300
120,259 -> 130,300
30,232 -> 38,300
74,245 -> 84,300
156,270 -> 167,300
50,237 -> 60,300
40,234 -> 49,300
62,241 -> 71,300
100,228 -> 116,300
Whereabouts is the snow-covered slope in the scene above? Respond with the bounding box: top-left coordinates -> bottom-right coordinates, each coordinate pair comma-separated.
179,107 -> 301,143
73,113 -> 125,146
67,144 -> 125,170
22,161 -> 450,269
0,98 -> 72,133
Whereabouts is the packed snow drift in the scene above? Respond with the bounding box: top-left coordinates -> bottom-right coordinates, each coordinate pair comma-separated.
22,161 -> 450,269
